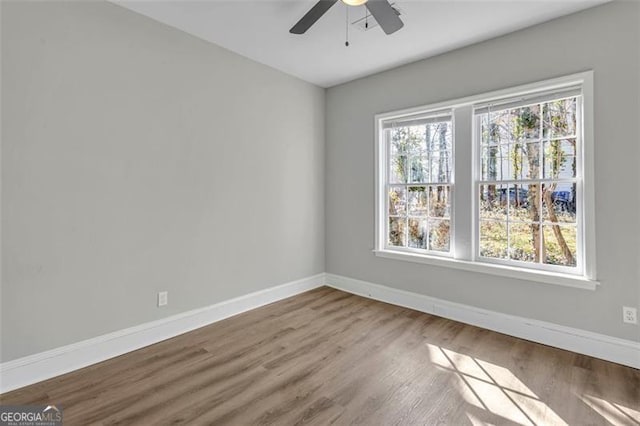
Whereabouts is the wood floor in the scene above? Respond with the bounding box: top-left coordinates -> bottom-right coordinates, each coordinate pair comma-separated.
2,287 -> 639,425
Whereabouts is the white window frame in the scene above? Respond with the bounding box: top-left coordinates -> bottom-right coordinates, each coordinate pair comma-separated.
381,111 -> 455,257
374,71 -> 597,290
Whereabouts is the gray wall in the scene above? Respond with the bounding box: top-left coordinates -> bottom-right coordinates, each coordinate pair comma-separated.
1,1 -> 325,362
326,1 -> 640,341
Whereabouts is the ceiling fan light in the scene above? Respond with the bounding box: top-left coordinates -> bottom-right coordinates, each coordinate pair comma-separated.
342,0 -> 368,6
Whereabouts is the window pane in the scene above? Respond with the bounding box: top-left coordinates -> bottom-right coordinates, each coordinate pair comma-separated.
542,183 -> 576,223
508,184 -> 541,223
543,139 -> 576,179
512,105 -> 541,140
544,98 -> 577,139
480,184 -> 508,221
428,219 -> 450,252
495,155 -> 513,181
479,221 -> 507,259
509,222 -> 540,263
482,105 -> 541,146
481,143 -> 542,182
408,186 -> 428,216
392,126 -> 426,158
389,154 -> 407,183
508,143 -> 530,180
486,111 -> 512,145
407,125 -> 427,156
480,114 -> 492,145
388,217 -> 406,247
409,155 -> 429,183
430,152 -> 452,183
428,186 -> 451,218
481,146 -> 500,180
408,218 -> 427,249
481,145 -> 509,180
388,187 -> 406,216
426,121 -> 452,152
543,224 -> 577,267
390,132 -> 406,155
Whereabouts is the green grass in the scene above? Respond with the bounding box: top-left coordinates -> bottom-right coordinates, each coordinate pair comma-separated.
480,220 -> 576,266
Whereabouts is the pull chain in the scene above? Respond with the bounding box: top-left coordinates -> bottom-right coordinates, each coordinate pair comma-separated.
365,8 -> 369,29
345,6 -> 349,46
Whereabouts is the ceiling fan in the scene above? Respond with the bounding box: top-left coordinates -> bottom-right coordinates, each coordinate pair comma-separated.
290,0 -> 404,36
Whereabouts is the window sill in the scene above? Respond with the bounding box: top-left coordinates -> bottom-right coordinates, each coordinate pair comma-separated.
373,249 -> 599,290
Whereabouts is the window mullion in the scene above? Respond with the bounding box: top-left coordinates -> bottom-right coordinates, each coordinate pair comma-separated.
452,105 -> 473,261
539,102 -> 544,264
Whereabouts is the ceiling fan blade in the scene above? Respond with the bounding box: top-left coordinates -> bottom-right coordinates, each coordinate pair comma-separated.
290,0 -> 339,34
365,0 -> 404,35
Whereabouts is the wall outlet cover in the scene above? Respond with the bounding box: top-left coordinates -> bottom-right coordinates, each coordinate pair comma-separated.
623,306 -> 637,324
158,291 -> 168,307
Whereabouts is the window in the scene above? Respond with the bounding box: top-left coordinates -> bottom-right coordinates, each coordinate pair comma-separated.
476,89 -> 582,274
384,112 -> 453,254
375,72 -> 596,289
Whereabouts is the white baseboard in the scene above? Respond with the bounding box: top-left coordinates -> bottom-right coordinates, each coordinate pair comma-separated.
0,274 -> 325,393
325,273 -> 640,370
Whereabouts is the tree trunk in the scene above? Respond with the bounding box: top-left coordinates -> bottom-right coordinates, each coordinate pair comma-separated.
542,186 -> 575,265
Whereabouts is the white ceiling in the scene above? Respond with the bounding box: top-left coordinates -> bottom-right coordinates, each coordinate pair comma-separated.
115,0 -> 608,88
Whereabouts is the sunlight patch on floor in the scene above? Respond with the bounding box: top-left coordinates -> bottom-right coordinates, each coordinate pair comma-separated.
613,401 -> 640,423
426,343 -> 567,426
581,394 -> 640,426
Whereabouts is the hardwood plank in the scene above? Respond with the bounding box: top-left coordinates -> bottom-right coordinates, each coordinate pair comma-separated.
1,287 -> 638,425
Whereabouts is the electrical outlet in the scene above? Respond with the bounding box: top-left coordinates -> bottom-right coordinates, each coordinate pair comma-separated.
623,307 -> 637,324
158,291 -> 168,307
